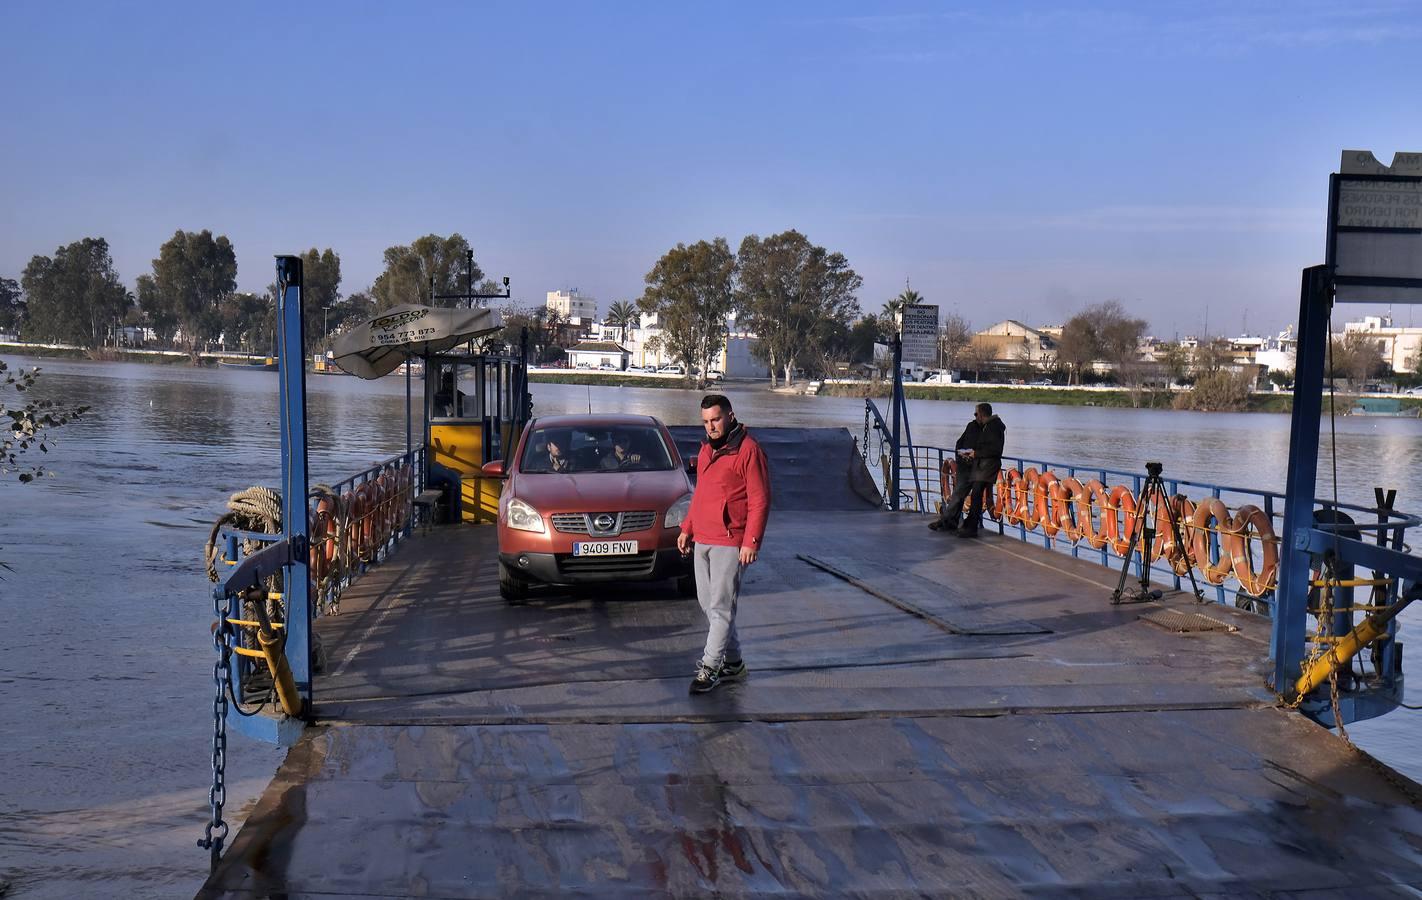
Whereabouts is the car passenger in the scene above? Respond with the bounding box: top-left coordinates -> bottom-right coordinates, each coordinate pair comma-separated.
544,431 -> 572,473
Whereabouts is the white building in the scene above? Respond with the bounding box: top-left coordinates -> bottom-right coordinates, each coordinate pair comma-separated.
615,312 -> 766,377
1341,315 -> 1422,373
1253,327 -> 1297,374
566,341 -> 630,370
546,289 -> 597,322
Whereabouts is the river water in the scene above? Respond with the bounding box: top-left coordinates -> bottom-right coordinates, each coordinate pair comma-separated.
2,357 -> 1420,897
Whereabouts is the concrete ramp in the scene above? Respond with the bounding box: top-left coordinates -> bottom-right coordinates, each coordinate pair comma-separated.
668,425 -> 881,510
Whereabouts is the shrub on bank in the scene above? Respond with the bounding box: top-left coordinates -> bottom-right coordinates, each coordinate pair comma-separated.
1174,371 -> 1254,411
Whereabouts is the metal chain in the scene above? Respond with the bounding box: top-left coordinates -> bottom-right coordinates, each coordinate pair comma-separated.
1313,556 -> 1351,743
861,405 -> 871,462
198,589 -> 231,869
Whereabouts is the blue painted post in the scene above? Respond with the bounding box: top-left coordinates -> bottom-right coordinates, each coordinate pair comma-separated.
1275,266 -> 1330,695
274,255 -> 312,714
404,361 -> 413,539
890,335 -> 903,511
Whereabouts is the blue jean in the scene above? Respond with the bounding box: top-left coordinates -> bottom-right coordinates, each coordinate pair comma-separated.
694,543 -> 743,669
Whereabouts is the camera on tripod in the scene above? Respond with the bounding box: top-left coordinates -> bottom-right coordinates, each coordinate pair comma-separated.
1110,460 -> 1205,605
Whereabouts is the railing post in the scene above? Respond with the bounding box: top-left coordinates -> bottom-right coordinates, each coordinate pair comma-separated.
274,255 -> 312,715
1275,265 -> 1330,694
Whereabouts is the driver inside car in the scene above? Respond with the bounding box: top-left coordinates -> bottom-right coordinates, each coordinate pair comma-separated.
600,431 -> 643,469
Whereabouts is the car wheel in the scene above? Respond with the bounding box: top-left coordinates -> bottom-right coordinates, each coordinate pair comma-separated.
676,573 -> 697,598
499,560 -> 529,604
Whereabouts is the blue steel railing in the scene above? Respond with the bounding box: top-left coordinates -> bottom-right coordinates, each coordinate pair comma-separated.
865,398 -> 1419,725
211,447 -> 425,740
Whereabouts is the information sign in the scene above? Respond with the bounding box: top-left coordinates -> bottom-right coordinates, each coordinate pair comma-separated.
1330,150 -> 1422,304
900,304 -> 939,365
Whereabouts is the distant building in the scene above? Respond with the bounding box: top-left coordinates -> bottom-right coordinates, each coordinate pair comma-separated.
1341,315 -> 1422,373
971,320 -> 1056,364
566,340 -> 631,370
546,289 -> 597,322
1254,327 -> 1296,374
614,312 -> 766,377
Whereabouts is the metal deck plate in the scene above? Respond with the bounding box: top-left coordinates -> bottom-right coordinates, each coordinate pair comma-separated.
1139,608 -> 1241,633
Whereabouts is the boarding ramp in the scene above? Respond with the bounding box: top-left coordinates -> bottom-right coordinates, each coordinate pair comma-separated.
668,425 -> 882,510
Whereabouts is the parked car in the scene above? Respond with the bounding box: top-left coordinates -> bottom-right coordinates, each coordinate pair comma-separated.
1028,379 -> 1053,386
706,369 -> 724,382
597,362 -> 619,371
625,365 -> 647,373
657,364 -> 685,375
483,414 -> 695,603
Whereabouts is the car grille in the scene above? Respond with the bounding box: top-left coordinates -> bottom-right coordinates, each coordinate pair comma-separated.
551,511 -> 659,535
557,551 -> 658,578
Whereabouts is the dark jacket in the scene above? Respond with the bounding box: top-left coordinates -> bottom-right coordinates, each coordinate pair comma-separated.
972,415 -> 1005,481
683,423 -> 772,549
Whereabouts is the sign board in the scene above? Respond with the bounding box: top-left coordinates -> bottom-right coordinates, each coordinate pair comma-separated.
900,304 -> 939,365
1330,150 -> 1422,304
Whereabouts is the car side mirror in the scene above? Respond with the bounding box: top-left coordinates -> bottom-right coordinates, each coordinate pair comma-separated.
480,460 -> 505,478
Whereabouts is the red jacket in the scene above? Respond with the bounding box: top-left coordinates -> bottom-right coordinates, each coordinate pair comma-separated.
682,424 -> 771,549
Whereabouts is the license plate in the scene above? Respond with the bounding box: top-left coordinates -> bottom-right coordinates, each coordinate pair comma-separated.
572,540 -> 639,557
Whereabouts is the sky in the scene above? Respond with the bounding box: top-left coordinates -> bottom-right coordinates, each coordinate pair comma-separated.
3,0 -> 1422,337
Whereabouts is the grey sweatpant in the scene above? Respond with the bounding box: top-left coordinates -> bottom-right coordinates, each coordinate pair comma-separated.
693,543 -> 743,669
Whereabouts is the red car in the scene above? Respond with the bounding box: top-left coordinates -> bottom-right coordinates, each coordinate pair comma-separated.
483,414 -> 696,603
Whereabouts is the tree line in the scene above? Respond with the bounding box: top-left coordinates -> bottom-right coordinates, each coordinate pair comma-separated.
1,231 -> 497,358
632,230 -> 877,386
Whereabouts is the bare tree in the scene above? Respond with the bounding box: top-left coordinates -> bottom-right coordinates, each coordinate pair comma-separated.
1056,300 -> 1146,386
1329,332 -> 1388,386
959,342 -> 995,383
939,313 -> 972,371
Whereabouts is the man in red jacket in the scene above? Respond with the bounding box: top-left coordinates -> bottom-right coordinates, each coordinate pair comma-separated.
676,394 -> 772,694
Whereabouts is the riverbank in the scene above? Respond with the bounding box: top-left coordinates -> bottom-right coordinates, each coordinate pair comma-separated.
12,343 -> 1422,417
815,379 -> 1422,415
821,380 -> 1294,412
0,341 -> 269,367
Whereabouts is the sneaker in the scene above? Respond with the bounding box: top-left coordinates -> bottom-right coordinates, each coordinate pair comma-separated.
719,659 -> 747,681
689,664 -> 721,694
955,527 -> 979,539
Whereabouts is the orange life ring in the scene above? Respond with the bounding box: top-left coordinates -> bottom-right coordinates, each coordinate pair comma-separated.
1019,467 -> 1041,531
990,470 -> 1008,521
939,458 -> 956,514
1001,469 -> 1023,526
353,483 -> 375,560
1152,494 -> 1196,575
1229,504 -> 1279,597
375,472 -> 392,545
310,497 -> 335,582
1189,498 -> 1235,585
1056,477 -> 1085,542
1037,471 -> 1061,538
1105,485 -> 1137,556
1078,480 -> 1109,549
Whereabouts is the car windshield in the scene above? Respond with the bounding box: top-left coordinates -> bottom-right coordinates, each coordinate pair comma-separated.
520,424 -> 675,474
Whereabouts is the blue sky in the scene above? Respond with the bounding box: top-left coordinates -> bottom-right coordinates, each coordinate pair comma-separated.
3,1 -> 1421,336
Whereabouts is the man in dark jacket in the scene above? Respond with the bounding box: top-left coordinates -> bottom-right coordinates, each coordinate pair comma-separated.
928,403 -> 1005,537
677,394 -> 771,694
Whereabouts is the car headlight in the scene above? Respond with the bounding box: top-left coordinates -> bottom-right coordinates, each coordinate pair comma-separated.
507,497 -> 546,534
664,493 -> 693,529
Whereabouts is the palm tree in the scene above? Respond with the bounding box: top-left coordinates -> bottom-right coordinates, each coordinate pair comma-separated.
606,300 -> 640,343
881,286 -> 924,335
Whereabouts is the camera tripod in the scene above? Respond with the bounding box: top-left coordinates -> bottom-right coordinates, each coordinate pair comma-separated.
1110,461 -> 1206,605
